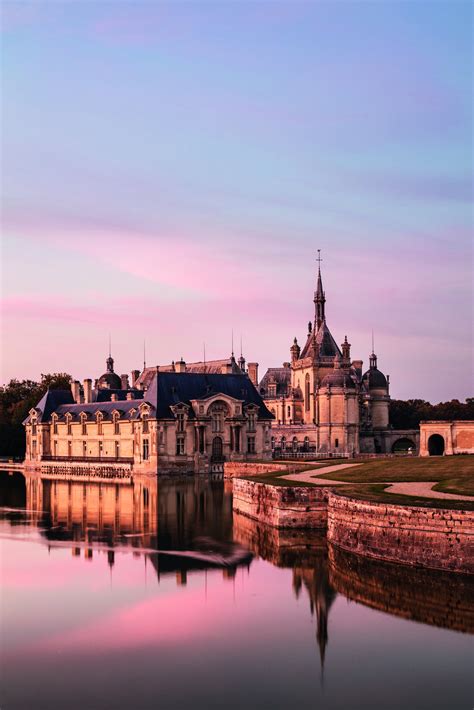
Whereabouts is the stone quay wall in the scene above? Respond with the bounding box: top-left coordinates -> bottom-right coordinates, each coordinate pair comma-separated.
327,493 -> 474,575
232,478 -> 329,529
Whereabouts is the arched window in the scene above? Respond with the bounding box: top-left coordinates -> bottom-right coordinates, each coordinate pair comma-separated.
80,413 -> 87,436
96,412 -> 103,436
281,436 -> 286,452
292,437 -> 298,452
303,436 -> 310,452
305,374 -> 310,412
271,436 -> 275,450
66,414 -> 72,436
142,412 -> 149,434
113,412 -> 120,435
52,414 -> 58,436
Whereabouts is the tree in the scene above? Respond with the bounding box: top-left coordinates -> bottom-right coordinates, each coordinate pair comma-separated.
0,373 -> 72,457
389,397 -> 474,429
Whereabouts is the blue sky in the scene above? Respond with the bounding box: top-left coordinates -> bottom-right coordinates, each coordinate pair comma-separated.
1,0 -> 472,401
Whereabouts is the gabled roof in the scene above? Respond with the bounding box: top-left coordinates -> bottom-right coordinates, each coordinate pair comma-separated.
135,358 -> 243,389
53,399 -> 149,421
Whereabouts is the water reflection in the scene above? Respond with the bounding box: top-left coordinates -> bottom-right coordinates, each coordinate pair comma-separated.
1,470 -> 473,710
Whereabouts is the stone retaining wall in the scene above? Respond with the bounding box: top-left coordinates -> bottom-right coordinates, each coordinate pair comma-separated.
327,493 -> 474,574
232,478 -> 329,528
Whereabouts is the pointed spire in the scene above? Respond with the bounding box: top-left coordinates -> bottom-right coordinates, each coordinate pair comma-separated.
106,335 -> 114,373
143,339 -> 146,371
238,336 -> 246,371
314,250 -> 326,329
370,331 -> 377,369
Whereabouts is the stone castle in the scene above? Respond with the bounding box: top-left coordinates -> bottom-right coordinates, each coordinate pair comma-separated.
256,257 -> 399,455
24,256 -> 421,473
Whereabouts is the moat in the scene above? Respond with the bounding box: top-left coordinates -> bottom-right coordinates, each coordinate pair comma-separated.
1,470 -> 473,710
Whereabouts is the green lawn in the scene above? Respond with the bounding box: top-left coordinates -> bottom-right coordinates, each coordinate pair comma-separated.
240,456 -> 474,509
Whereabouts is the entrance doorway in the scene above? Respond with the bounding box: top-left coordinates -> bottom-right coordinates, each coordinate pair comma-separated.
211,436 -> 224,462
428,434 -> 445,456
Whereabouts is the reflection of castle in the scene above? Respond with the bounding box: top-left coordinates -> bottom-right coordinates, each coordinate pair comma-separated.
232,511 -> 336,671
22,473 -> 251,580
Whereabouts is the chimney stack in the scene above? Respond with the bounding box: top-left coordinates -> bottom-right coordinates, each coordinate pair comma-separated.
126,392 -> 134,401
175,358 -> 186,373
247,362 -> 259,387
120,374 -> 129,390
111,393 -> 117,402
83,379 -> 92,404
131,370 -> 140,387
71,380 -> 81,404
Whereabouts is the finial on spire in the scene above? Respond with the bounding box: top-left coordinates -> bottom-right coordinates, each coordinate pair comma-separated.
231,329 -> 234,358
371,329 -> 375,355
314,251 -> 326,328
109,334 -> 111,358
143,340 -> 146,370
317,248 -> 323,273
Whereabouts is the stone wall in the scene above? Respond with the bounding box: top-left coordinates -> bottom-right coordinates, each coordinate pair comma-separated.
327,492 -> 474,574
232,478 -> 329,529
419,420 -> 474,456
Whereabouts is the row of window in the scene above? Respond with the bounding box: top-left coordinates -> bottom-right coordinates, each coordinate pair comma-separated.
50,439 -> 150,461
271,436 -> 340,452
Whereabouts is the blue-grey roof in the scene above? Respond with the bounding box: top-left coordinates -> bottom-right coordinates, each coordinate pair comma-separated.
146,371 -> 274,420
94,389 -> 144,403
53,399 -> 148,420
23,389 -> 75,424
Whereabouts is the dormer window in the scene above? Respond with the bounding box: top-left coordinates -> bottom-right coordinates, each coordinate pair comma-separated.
31,419 -> 37,437
113,412 -> 120,435
96,412 -> 103,435
247,411 -> 256,432
268,383 -> 277,398
142,412 -> 149,434
52,415 -> 58,435
177,412 -> 185,432
80,413 -> 87,436
66,414 -> 72,436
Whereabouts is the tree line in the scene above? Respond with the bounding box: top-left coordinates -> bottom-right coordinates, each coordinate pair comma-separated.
389,398 -> 474,430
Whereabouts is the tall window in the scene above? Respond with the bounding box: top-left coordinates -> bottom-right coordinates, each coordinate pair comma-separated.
281,436 -> 286,452
305,374 -> 310,412
335,438 -> 339,449
292,437 -> 298,452
97,414 -> 103,435
81,416 -> 87,436
142,413 -> 149,434
247,436 -> 256,454
67,441 -> 72,457
82,441 -> 87,458
53,417 -> 58,435
247,412 -> 256,432
176,436 -> 185,456
143,439 -> 149,460
177,412 -> 185,432
113,413 -> 119,435
268,383 -> 277,397
303,436 -> 310,452
209,402 -> 227,433
31,421 -> 37,436
115,441 -> 120,458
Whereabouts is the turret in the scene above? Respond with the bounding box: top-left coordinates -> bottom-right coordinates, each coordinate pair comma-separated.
290,337 -> 301,362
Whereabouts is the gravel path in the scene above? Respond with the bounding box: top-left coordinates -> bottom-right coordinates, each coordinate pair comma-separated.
281,463 -> 473,501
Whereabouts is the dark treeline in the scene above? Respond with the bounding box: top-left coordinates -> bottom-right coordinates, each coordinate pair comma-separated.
389,398 -> 474,429
0,373 -> 71,457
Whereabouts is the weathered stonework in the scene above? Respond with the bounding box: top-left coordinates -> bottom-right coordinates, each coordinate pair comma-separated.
327,492 -> 474,574
232,478 -> 329,529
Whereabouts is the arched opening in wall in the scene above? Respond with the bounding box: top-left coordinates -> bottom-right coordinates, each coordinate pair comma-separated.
292,437 -> 298,452
305,374 -> 310,412
0,471 -> 26,508
303,436 -> 310,452
428,434 -> 445,456
211,436 -> 224,462
392,438 -> 416,454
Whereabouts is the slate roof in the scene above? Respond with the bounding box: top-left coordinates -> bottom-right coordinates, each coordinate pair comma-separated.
53,399 -> 148,420
135,358 -> 243,389
25,372 -> 273,423
300,321 -> 342,360
362,368 -> 388,389
146,371 -> 274,420
94,389 -> 143,403
258,367 -> 291,397
23,389 -> 75,424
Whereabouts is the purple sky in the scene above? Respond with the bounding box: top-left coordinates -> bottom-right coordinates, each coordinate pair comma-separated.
1,1 -> 472,402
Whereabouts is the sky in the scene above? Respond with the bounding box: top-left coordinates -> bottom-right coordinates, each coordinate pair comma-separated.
1,0 -> 472,402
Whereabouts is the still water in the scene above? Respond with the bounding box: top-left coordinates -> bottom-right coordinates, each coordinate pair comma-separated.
1,470 -> 473,710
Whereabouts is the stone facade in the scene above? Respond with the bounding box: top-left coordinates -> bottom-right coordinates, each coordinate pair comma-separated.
258,261 -> 395,455
24,360 -> 273,475
419,420 -> 474,456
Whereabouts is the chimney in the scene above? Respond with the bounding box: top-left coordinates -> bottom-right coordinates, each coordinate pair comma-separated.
83,379 -> 92,404
126,392 -> 134,401
175,358 -> 186,373
282,362 -> 290,369
247,362 -> 259,387
222,362 -> 233,374
131,370 -> 140,387
111,393 -> 117,402
71,380 -> 81,404
120,374 -> 129,390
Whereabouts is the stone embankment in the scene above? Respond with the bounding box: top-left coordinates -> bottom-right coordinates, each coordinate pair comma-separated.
224,461 -> 294,478
232,478 -> 329,529
231,476 -> 474,574
327,493 -> 474,574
